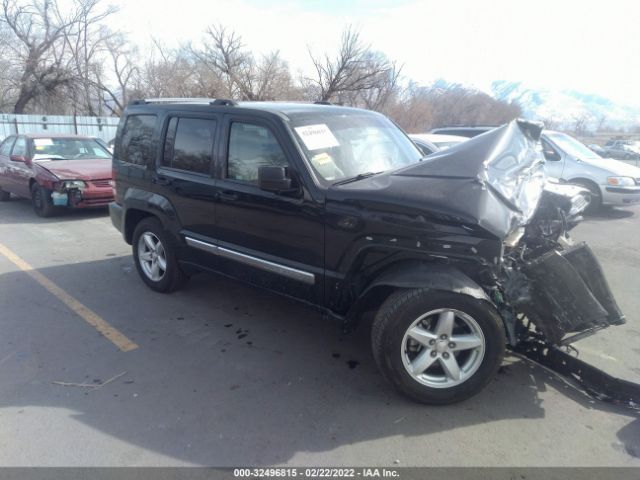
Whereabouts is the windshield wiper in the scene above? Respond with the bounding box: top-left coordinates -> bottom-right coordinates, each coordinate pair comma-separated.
332,171 -> 384,186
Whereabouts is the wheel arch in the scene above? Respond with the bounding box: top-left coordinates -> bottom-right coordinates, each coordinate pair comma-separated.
121,188 -> 180,244
567,177 -> 601,193
344,261 -> 493,330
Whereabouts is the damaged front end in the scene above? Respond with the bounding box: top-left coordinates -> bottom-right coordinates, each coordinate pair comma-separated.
422,119 -> 638,407
495,171 -> 636,407
498,182 -> 625,346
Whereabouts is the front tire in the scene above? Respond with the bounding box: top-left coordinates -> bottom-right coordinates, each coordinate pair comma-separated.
371,289 -> 505,405
0,187 -> 10,201
132,217 -> 188,293
31,183 -> 56,217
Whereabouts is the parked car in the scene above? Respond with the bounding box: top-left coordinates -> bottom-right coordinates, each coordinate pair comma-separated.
587,144 -> 608,157
430,126 -> 497,138
603,139 -> 640,163
110,100 -> 624,405
409,133 -> 467,156
541,131 -> 640,210
0,133 -> 114,217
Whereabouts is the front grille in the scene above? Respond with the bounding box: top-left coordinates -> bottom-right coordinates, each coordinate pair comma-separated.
91,179 -> 111,188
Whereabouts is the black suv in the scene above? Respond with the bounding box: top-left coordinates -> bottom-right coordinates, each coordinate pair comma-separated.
110,99 -> 624,404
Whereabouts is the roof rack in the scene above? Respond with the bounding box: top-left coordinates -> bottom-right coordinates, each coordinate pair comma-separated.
128,98 -> 238,106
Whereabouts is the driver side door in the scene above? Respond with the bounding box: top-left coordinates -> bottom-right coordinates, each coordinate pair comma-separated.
541,137 -> 565,179
212,115 -> 325,304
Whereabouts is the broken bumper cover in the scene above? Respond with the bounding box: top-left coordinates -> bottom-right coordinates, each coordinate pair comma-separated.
519,243 -> 625,345
52,186 -> 114,208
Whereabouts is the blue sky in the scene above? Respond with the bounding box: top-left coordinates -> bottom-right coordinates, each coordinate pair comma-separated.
110,0 -> 640,105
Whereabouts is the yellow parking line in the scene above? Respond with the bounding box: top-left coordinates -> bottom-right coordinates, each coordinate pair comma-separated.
0,243 -> 138,352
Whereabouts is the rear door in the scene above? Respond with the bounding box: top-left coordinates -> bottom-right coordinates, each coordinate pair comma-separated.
152,113 -> 220,269
211,114 -> 324,304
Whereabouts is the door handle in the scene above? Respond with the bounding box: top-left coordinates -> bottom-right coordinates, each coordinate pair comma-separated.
218,190 -> 239,201
153,176 -> 171,186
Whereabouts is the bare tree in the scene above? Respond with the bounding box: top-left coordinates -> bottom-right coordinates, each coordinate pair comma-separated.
189,25 -> 296,101
306,26 -> 395,103
94,33 -> 141,115
1,0 -> 80,113
572,111 -> 592,134
595,113 -> 608,132
62,0 -> 117,115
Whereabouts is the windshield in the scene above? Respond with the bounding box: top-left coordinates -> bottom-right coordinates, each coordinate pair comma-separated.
546,132 -> 601,160
288,112 -> 423,182
31,138 -> 111,161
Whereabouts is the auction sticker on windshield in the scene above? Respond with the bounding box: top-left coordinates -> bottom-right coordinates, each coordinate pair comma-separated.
294,124 -> 340,150
33,138 -> 54,147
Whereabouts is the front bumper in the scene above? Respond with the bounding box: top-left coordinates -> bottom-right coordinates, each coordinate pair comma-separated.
602,185 -> 640,206
515,243 -> 625,345
52,185 -> 114,208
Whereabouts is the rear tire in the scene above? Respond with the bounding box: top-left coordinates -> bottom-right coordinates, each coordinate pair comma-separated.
0,187 -> 10,201
31,183 -> 56,217
132,217 -> 188,293
371,289 -> 505,405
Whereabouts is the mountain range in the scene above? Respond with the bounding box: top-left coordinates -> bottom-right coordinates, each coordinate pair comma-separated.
490,80 -> 640,131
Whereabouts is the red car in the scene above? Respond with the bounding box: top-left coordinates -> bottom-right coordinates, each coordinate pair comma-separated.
0,134 -> 114,217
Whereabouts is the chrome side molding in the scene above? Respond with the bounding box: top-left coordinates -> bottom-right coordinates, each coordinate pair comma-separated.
185,236 -> 315,285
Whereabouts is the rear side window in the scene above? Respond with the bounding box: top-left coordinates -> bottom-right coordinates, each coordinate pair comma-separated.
162,117 -> 216,174
0,136 -> 15,156
12,137 -> 26,156
120,114 -> 156,166
227,122 -> 289,183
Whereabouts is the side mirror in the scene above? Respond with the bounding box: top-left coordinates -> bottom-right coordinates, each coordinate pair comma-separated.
258,166 -> 294,193
9,154 -> 26,163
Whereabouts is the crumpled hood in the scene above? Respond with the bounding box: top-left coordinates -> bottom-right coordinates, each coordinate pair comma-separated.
327,120 -> 546,239
34,158 -> 112,180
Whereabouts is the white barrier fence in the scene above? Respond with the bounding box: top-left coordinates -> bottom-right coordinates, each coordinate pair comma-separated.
0,114 -> 119,142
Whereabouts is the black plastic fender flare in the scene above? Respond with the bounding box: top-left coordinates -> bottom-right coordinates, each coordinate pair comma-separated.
121,188 -> 181,243
344,261 -> 494,330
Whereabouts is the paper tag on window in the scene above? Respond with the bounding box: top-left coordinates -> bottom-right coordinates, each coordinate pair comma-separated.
294,124 -> 339,151
33,138 -> 54,146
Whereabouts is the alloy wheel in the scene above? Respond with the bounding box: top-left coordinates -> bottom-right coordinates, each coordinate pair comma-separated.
137,232 -> 167,282
401,308 -> 485,388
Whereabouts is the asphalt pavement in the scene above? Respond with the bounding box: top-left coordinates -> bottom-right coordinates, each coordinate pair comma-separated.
0,198 -> 638,467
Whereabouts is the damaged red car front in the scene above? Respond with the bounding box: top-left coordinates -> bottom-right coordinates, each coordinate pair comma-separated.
0,134 -> 113,217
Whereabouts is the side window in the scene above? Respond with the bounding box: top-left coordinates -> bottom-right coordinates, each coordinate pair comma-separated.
162,117 -> 216,174
120,114 -> 156,166
541,139 -> 560,161
227,122 -> 289,183
12,137 -> 26,157
0,136 -> 15,156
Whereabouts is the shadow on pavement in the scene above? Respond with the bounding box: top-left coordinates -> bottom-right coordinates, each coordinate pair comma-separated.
1,256 -> 638,465
0,196 -> 108,225
584,206 -> 636,221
